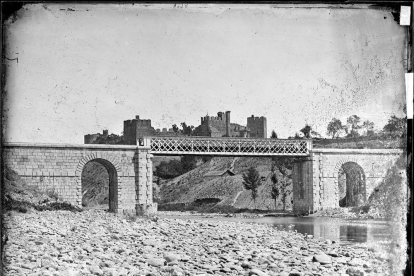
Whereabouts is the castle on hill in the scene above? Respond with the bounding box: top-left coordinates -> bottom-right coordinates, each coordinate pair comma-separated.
84,111 -> 267,145
192,111 -> 267,139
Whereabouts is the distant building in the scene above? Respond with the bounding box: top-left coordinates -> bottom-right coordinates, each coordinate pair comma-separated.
204,169 -> 235,180
84,129 -> 109,144
123,115 -> 182,145
247,115 -> 267,139
193,111 -> 267,138
84,130 -> 124,144
85,111 -> 267,145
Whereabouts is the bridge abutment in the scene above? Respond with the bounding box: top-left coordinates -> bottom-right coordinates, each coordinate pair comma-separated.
293,149 -> 403,213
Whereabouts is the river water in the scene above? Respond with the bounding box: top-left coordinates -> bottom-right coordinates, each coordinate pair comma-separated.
159,213 -> 392,248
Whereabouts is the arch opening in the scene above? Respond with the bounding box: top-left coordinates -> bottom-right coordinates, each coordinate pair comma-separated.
338,162 -> 366,207
81,158 -> 118,212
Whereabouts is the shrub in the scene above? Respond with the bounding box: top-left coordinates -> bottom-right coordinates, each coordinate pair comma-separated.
35,202 -> 82,212
45,188 -> 60,201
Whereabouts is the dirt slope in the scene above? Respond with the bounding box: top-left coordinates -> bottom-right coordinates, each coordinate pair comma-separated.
159,156 -> 293,210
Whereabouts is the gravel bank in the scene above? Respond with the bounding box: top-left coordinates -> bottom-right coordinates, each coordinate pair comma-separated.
3,210 -> 391,276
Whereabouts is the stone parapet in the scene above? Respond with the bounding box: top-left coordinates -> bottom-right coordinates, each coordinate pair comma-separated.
3,142 -> 137,150
312,148 -> 403,155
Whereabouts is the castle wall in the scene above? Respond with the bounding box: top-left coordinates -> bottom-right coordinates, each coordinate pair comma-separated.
84,134 -> 100,144
194,113 -> 229,137
84,130 -> 118,144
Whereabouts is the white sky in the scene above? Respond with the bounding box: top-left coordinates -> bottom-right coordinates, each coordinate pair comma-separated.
3,4 -> 407,143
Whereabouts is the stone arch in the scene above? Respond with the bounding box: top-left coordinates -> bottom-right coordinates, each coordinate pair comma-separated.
333,157 -> 367,207
75,154 -> 122,212
335,160 -> 366,207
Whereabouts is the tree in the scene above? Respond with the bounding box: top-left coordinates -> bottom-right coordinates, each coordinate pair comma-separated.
155,156 -> 201,179
362,120 -> 375,136
326,118 -> 345,138
180,155 -> 197,173
153,185 -> 160,203
180,122 -> 194,136
155,160 -> 182,179
271,157 -> 296,210
270,163 -> 279,210
383,115 -> 406,138
346,115 -> 362,138
300,124 -> 320,139
270,130 -> 278,139
300,125 -> 312,138
242,166 -> 262,209
172,124 -> 179,133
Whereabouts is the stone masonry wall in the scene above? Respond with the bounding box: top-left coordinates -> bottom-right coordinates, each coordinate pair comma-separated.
292,157 -> 314,212
3,143 -> 144,214
309,149 -> 403,211
136,148 -> 157,216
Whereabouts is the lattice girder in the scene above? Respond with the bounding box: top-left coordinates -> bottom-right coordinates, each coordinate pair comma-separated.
139,137 -> 312,156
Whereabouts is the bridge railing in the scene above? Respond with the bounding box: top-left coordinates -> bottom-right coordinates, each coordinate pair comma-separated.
138,136 -> 312,156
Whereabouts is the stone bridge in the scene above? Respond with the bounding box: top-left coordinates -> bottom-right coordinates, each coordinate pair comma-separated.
3,138 -> 403,215
3,143 -> 155,215
292,148 -> 403,212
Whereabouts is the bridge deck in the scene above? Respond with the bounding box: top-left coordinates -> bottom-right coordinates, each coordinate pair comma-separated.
139,137 -> 312,156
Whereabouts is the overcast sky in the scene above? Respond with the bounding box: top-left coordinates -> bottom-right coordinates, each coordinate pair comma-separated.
3,4 -> 407,143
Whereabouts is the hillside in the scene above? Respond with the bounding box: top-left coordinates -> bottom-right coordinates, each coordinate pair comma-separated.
81,162 -> 110,207
158,137 -> 405,211
3,166 -> 81,212
159,156 -> 293,210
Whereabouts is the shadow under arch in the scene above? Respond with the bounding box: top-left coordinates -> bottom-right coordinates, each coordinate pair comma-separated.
338,162 -> 366,207
80,158 -> 119,213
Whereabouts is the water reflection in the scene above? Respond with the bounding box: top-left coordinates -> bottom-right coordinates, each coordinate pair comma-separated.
341,225 -> 367,243
160,214 -> 391,246
273,218 -> 393,247
270,217 -> 390,245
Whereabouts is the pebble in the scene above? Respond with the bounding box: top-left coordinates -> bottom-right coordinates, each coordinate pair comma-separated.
2,209 -> 391,276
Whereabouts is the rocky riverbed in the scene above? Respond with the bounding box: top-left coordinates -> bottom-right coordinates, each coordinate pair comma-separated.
3,209 -> 393,276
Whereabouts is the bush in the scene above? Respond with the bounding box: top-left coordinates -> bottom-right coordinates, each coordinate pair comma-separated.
194,198 -> 221,205
45,188 -> 60,201
35,202 -> 82,212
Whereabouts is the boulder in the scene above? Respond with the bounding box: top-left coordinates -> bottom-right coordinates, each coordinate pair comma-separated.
312,254 -> 332,264
146,257 -> 165,267
164,252 -> 181,262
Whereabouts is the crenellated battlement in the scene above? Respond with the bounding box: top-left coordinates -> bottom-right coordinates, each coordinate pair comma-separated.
201,112 -> 228,123
156,128 -> 174,133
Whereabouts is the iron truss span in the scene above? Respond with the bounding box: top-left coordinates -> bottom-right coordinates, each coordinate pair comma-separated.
141,137 -> 312,156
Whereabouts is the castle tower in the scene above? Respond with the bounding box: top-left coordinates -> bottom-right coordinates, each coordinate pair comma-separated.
247,115 -> 267,138
123,115 -> 157,144
225,111 -> 231,137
